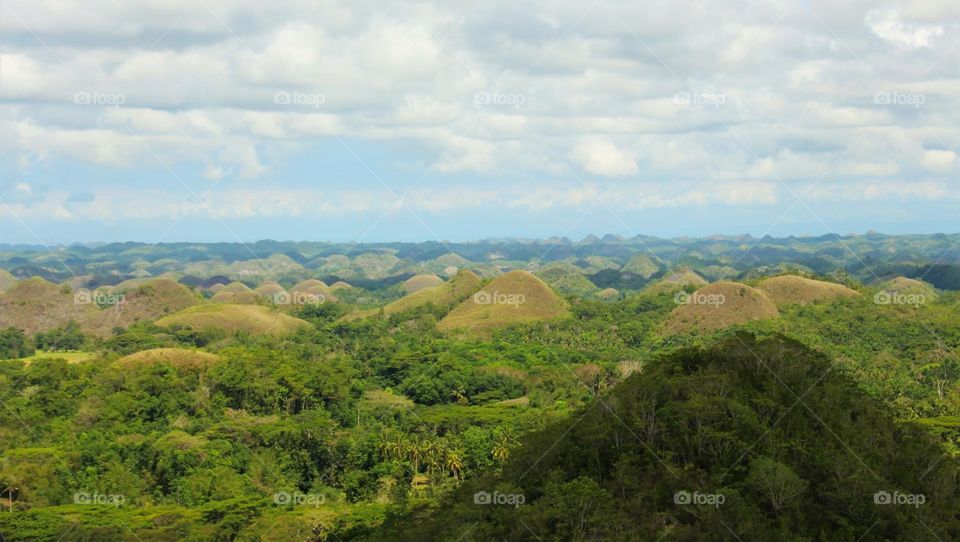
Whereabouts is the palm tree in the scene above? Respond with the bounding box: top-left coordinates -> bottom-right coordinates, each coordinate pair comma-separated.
492,434 -> 511,464
407,436 -> 424,473
445,449 -> 464,480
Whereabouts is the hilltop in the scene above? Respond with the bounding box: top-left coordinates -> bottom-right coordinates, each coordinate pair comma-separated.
81,278 -> 203,336
0,278 -> 97,334
155,304 -> 309,336
343,269 -> 482,321
644,268 -> 708,293
664,281 -> 779,335
0,269 -> 16,292
756,275 -> 859,306
436,270 -> 569,334
402,274 -> 445,294
878,276 -> 938,301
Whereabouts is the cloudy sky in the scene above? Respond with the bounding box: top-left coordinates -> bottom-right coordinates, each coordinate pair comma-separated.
1,0 -> 958,244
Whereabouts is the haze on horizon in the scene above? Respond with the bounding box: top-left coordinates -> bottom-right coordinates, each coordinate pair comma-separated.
2,0 -> 959,243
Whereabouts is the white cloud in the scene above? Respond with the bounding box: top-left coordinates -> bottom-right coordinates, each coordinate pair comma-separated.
922,149 -> 956,172
866,9 -> 944,49
571,138 -> 638,177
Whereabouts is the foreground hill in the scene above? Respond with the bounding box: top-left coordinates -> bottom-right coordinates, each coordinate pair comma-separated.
756,275 -> 859,306
436,270 -> 569,334
155,304 -> 309,336
357,334 -> 960,541
81,278 -> 203,336
0,278 -> 97,334
664,281 -> 779,335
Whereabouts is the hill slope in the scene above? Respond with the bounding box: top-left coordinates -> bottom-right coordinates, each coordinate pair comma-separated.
156,304 -> 309,336
0,278 -> 97,334
0,269 -> 16,292
81,279 -> 203,336
664,281 -> 779,334
355,334 -> 960,541
343,270 -> 482,321
403,274 -> 445,294
115,348 -> 221,370
756,275 -> 859,306
436,270 -> 569,334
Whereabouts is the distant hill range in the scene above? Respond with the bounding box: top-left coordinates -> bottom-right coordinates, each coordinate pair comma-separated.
1,233 -> 960,291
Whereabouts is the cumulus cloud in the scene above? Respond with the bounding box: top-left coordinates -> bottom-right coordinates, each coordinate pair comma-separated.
0,0 -> 959,234
572,138 -> 638,177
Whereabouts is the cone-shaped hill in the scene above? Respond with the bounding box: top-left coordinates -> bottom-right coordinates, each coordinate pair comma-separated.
342,270 -> 481,321
358,334 -> 960,541
402,274 -> 445,294
210,282 -> 259,304
879,276 -> 938,301
156,304 -> 309,336
436,270 -> 569,334
0,269 -> 17,293
756,275 -> 859,306
645,268 -> 709,293
0,277 -> 98,335
664,281 -> 779,335
81,278 -> 203,336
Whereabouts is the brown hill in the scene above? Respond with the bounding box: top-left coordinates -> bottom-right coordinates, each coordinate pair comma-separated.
211,282 -> 258,304
115,348 -> 221,370
664,281 -> 779,335
756,275 -> 859,306
0,278 -> 98,335
291,280 -> 329,294
253,281 -> 286,297
646,269 -> 708,294
403,274 -> 445,294
82,279 -> 204,337
156,304 -> 309,336
341,270 -> 481,321
329,281 -> 352,291
879,276 -> 937,300
436,270 -> 569,334
0,270 -> 16,293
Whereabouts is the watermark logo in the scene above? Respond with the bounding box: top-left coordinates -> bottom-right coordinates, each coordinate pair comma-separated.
674,490 -> 725,508
874,490 -> 925,508
674,291 -> 725,307
873,291 -> 925,307
273,291 -> 326,305
74,289 -> 126,306
74,492 -> 125,507
474,91 -> 526,109
274,90 -> 326,108
474,490 -> 525,508
473,290 -> 526,307
675,89 -> 726,108
273,491 -> 325,507
73,91 -> 126,107
874,91 -> 925,108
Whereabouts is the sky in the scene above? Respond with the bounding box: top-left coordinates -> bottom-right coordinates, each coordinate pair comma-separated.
0,0 -> 959,244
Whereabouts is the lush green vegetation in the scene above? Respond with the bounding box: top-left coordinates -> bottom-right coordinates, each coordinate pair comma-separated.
2,253 -> 960,540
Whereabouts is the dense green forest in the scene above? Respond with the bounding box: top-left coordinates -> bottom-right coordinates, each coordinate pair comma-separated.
2,275 -> 960,540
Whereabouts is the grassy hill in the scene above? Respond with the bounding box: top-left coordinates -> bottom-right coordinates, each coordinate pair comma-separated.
664,281 -> 779,335
756,275 -> 860,306
645,268 -> 708,293
357,335 -> 960,541
620,253 -> 663,278
402,274 -> 445,294
82,278 -> 204,336
343,270 -> 482,321
0,278 -> 98,335
0,269 -> 17,292
436,270 -> 569,334
115,348 -> 221,370
210,281 -> 259,304
878,276 -> 938,302
156,304 -> 309,336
